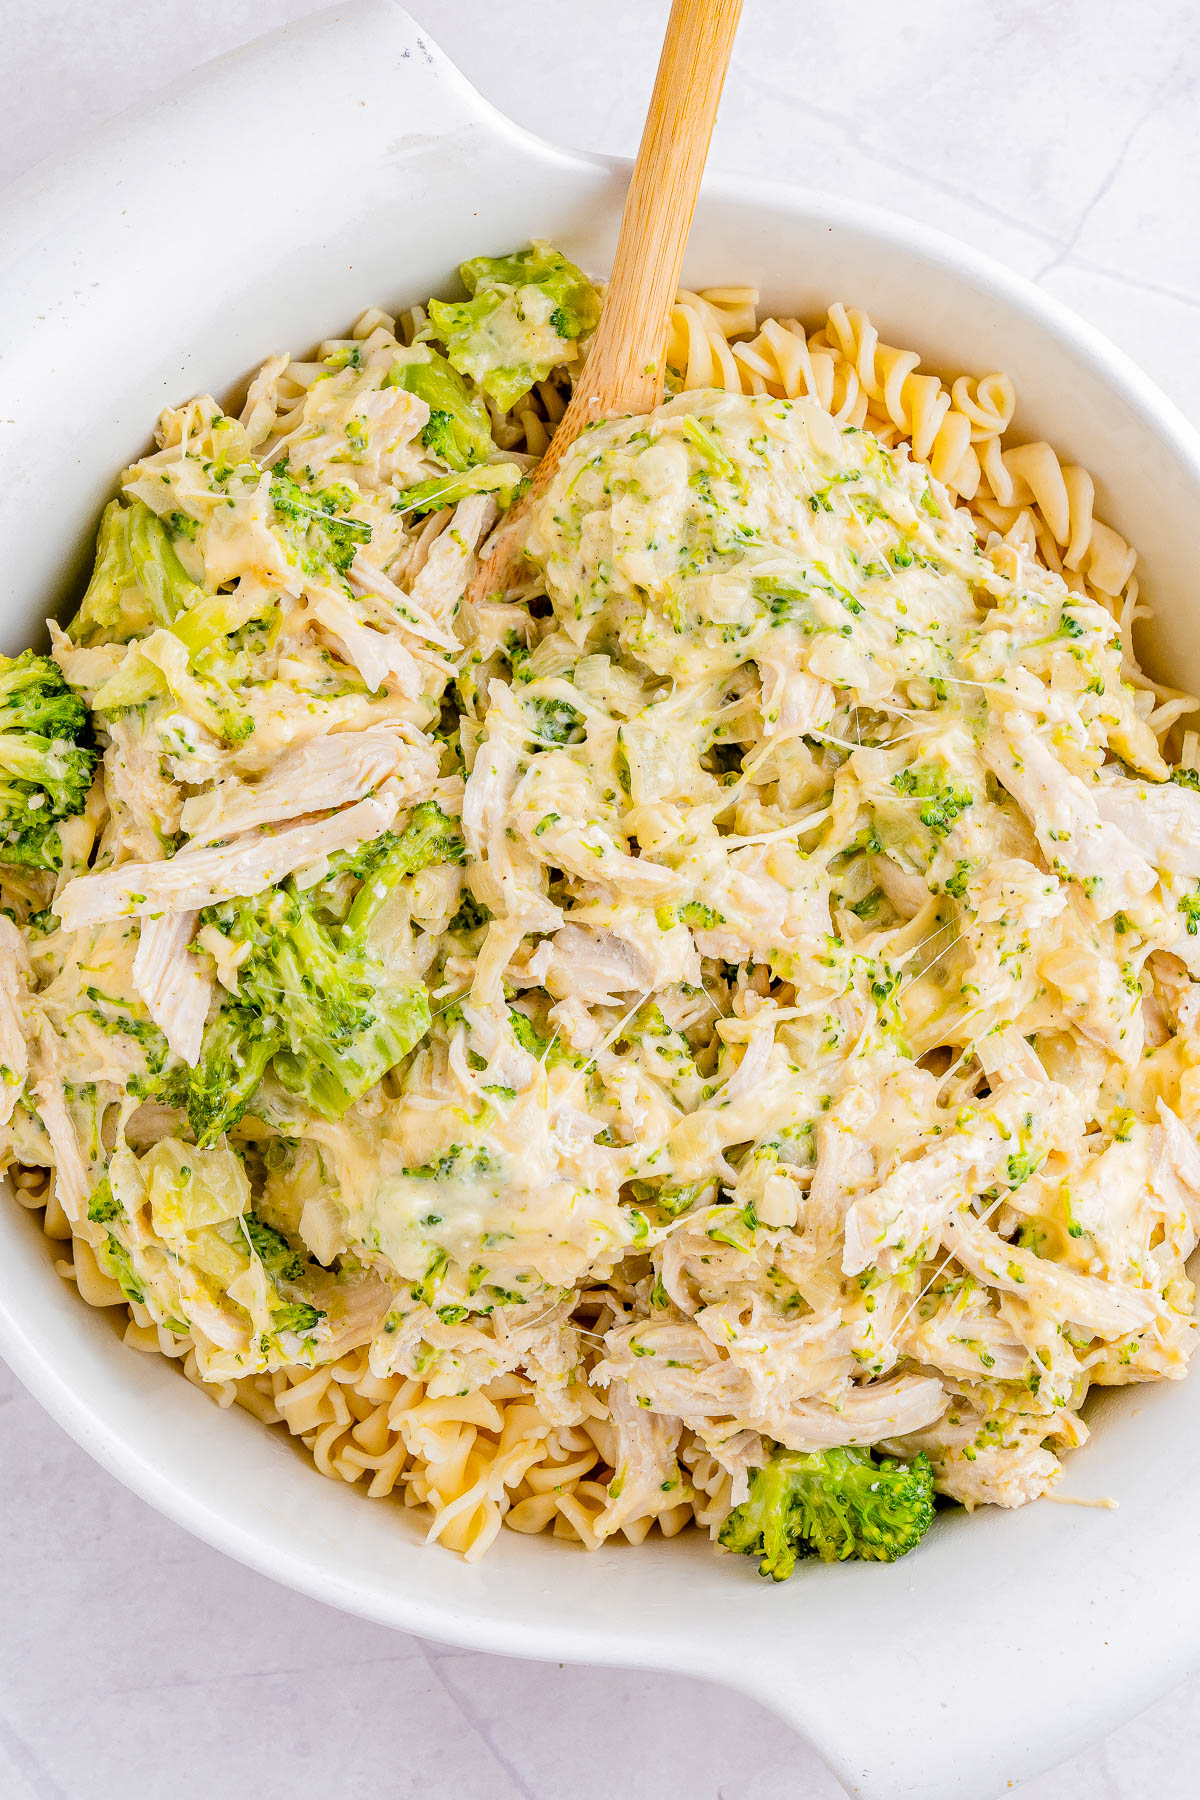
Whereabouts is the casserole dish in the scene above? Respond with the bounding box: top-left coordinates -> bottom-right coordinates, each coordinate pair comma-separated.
2,6 -> 1200,1795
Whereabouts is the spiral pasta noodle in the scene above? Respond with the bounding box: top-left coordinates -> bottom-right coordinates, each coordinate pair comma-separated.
666,287 -> 1137,614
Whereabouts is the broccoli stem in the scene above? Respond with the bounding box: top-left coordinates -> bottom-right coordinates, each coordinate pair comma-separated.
342,800 -> 464,942
92,583 -> 275,714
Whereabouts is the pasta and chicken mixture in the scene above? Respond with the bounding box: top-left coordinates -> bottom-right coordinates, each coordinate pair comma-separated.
5,244 -> 1200,1574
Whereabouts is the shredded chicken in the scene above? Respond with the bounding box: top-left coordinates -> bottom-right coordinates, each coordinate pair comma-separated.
131,912 -> 212,1067
55,787 -> 404,929
32,1027 -> 90,1225
1092,771 -> 1200,878
178,728 -> 432,843
941,1209 -> 1160,1339
308,593 -> 425,697
983,713 -> 1156,918
407,493 -> 497,620
591,1381 -> 683,1540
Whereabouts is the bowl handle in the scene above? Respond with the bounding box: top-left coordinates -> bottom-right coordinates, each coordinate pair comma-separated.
357,0 -> 518,138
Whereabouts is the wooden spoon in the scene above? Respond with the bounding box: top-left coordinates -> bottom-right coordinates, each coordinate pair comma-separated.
467,0 -> 744,605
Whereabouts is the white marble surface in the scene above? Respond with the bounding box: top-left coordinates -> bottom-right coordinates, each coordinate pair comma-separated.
3,3 -> 1200,1796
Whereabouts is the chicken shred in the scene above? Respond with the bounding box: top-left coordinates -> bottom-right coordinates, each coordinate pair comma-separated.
131,911 -> 212,1067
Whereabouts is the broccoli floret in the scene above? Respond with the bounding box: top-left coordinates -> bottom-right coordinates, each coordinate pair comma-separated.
182,875 -> 432,1136
225,884 -> 376,1044
752,573 -> 818,630
98,1232 -> 145,1306
449,890 -> 491,934
427,242 -> 600,411
178,814 -> 456,1139
240,1210 -> 306,1282
385,347 -> 494,471
507,1005 -> 584,1069
270,1301 -> 324,1335
891,764 -> 973,838
269,466 -> 373,577
677,900 -> 724,928
69,500 -> 201,645
718,1444 -> 935,1579
0,650 -> 88,738
87,1179 -> 121,1224
394,798 -> 466,870
342,801 -> 465,940
0,650 -> 96,870
629,1177 -> 713,1218
174,1000 -> 281,1147
421,412 -> 464,468
457,245 -> 599,343
681,414 -> 741,486
272,978 -> 430,1119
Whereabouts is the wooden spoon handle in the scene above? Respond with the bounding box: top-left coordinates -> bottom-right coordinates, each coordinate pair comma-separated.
573,0 -> 744,426
467,0 -> 741,604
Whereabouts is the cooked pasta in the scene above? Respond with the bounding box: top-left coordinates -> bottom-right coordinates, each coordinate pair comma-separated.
5,241 -> 1200,1573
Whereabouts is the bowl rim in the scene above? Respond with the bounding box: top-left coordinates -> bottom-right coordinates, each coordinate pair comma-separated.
4,6 -> 1200,1797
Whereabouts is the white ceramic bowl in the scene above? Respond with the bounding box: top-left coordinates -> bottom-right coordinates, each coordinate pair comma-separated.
4,8 -> 1200,1796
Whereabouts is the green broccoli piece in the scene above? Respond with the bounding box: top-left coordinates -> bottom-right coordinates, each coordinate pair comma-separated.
391,461 -> 523,519
457,245 -> 599,341
240,1210 -> 306,1282
269,466 -> 373,577
92,583 -> 276,715
629,1177 -> 713,1218
0,650 -> 96,869
391,798 -> 466,871
526,696 -> 585,745
69,500 -> 201,645
385,347 -> 494,471
943,859 -> 974,902
676,900 -> 724,928
449,890 -> 491,934
427,242 -> 600,411
270,1301 -> 324,1335
0,650 -> 90,738
681,414 -> 741,486
174,999 -> 282,1147
751,573 -> 818,629
718,1444 -> 935,1580
177,815 -> 457,1139
181,876 -> 431,1136
98,1232 -> 144,1306
223,883 -> 375,1045
87,1179 -> 121,1224
507,1006 -> 584,1069
237,1213 -> 326,1336
342,800 -> 465,941
891,765 -> 973,838
272,979 -> 430,1120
